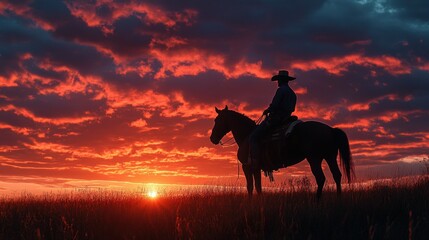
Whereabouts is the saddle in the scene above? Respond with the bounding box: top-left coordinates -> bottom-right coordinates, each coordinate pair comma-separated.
268,116 -> 301,140
260,116 -> 302,172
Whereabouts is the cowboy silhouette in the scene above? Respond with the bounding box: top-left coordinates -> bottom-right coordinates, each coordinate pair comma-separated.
249,70 -> 297,166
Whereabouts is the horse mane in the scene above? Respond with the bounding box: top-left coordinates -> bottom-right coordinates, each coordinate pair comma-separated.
227,110 -> 256,127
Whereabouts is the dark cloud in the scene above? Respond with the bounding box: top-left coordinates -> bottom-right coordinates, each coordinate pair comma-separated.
0,16 -> 114,77
29,0 -> 73,26
95,4 -> 114,19
386,0 -> 429,22
21,92 -> 107,119
157,70 -> 273,108
54,15 -> 153,58
0,84 -> 107,119
0,109 -> 36,129
0,129 -> 30,146
23,59 -> 69,80
0,17 -> 32,76
0,85 -> 38,101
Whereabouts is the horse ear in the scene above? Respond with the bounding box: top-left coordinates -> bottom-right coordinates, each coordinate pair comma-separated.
215,107 -> 220,114
224,105 -> 228,110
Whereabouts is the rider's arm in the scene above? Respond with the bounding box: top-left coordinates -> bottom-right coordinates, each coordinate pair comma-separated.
266,87 -> 285,114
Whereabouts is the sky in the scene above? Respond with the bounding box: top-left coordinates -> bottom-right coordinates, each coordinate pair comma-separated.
0,0 -> 428,194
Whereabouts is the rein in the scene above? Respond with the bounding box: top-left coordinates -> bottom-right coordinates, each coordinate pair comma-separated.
218,136 -> 239,179
219,137 -> 236,147
218,114 -> 265,180
255,114 -> 265,125
219,114 -> 264,147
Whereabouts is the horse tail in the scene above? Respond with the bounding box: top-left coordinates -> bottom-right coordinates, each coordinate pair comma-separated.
333,128 -> 354,183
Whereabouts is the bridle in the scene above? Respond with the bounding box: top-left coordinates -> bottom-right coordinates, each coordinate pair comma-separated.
216,113 -> 266,180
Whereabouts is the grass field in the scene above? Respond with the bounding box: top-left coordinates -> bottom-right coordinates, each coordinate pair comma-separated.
1,177 -> 428,240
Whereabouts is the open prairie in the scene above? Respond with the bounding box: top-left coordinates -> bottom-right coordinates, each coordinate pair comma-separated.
1,176 -> 428,240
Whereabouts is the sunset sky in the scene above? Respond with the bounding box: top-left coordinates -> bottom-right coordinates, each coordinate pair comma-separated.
1,0 -> 428,194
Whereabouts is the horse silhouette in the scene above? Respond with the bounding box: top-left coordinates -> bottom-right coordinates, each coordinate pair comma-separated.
210,106 -> 354,198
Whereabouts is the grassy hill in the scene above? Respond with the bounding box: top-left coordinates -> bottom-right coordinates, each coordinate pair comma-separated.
1,176 -> 428,239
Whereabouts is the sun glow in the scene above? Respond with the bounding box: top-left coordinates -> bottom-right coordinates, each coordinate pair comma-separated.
147,190 -> 158,199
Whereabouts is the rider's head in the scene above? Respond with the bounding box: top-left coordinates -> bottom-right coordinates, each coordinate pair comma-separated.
271,70 -> 296,87
278,79 -> 288,87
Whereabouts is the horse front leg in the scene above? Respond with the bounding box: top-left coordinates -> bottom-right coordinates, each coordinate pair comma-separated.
242,164 -> 254,197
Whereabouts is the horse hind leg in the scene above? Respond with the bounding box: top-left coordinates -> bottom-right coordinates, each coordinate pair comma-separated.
242,164 -> 254,197
308,158 -> 325,200
326,154 -> 342,195
253,168 -> 262,195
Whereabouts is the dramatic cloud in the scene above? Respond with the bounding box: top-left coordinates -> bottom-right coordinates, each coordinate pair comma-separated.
0,0 -> 428,193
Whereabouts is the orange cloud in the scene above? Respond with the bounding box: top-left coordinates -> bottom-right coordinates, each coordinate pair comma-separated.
292,54 -> 411,75
295,103 -> 339,120
294,87 -> 308,95
354,141 -> 429,159
0,123 -> 31,135
398,154 -> 429,163
17,135 -> 236,182
0,74 -> 20,88
130,118 -> 160,132
349,140 -> 376,148
0,105 -> 96,125
347,103 -> 370,111
346,94 -> 404,112
99,84 -> 218,119
159,92 -> 216,119
334,119 -> 371,129
0,145 -> 20,153
103,88 -> 170,111
150,49 -> 272,79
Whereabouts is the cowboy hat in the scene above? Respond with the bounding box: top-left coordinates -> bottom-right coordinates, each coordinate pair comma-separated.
271,70 -> 296,81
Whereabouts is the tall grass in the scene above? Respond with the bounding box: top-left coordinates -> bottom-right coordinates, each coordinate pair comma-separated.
1,177 -> 428,239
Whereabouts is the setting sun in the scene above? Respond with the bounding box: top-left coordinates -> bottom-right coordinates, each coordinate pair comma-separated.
147,190 -> 158,199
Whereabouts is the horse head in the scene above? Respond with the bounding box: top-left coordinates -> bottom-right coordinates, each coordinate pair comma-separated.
210,105 -> 230,144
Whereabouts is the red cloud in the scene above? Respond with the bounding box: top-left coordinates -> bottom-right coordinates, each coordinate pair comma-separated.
65,1 -> 197,29
418,62 -> 429,72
